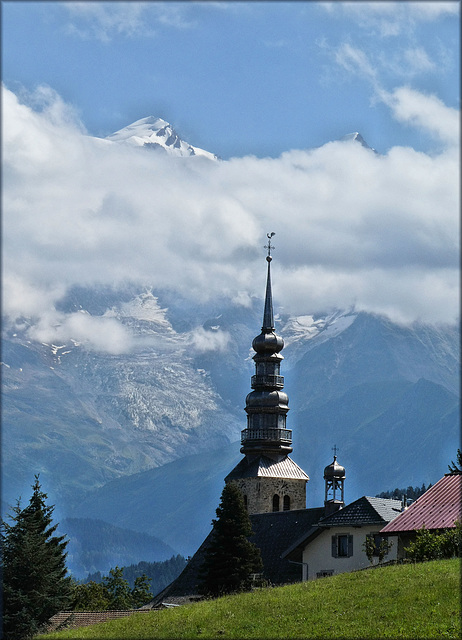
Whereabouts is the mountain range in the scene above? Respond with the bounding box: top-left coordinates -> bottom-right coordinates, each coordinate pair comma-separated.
2,121 -> 459,574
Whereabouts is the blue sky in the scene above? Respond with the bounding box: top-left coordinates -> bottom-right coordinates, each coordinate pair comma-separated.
2,1 -> 460,352
2,1 -> 459,158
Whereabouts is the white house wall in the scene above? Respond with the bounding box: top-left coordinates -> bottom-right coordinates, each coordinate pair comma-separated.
302,525 -> 398,581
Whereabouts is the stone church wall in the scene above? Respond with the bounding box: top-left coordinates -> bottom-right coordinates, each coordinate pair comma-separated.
230,477 -> 306,515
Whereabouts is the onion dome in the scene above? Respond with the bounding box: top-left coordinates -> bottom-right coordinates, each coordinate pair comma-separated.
252,330 -> 284,354
324,456 -> 346,480
245,390 -> 289,409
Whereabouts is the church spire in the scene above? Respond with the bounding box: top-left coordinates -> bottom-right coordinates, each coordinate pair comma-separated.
241,233 -> 292,459
262,232 -> 275,331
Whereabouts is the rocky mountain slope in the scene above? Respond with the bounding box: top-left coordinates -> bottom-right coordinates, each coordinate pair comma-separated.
3,287 -> 459,559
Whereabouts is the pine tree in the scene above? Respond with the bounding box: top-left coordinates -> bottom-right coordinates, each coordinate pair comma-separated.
199,483 -> 263,597
448,449 -> 462,474
1,476 -> 71,639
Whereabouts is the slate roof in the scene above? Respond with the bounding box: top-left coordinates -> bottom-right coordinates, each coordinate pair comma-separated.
150,507 -> 324,606
319,496 -> 402,527
225,455 -> 309,482
249,507 -> 324,584
381,474 -> 462,533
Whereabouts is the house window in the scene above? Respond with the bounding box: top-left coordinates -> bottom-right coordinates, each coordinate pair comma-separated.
332,534 -> 353,558
283,495 -> 290,511
272,494 -> 280,512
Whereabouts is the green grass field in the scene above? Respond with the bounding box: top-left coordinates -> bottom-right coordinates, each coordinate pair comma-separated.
40,559 -> 460,639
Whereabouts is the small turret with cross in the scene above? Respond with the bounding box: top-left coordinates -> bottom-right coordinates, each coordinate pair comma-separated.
323,445 -> 346,516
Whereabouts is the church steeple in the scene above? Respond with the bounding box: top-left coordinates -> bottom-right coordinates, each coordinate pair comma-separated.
225,233 -> 309,516
262,234 -> 275,331
241,233 -> 292,459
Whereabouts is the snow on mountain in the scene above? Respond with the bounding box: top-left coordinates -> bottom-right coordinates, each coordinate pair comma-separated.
104,116 -> 218,160
282,309 -> 357,349
104,116 -> 374,161
340,132 -> 377,153
116,291 -> 173,328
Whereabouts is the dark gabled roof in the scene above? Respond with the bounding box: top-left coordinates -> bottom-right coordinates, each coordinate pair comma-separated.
318,496 -> 402,527
225,455 -> 309,482
249,508 -> 324,584
381,474 -> 462,533
150,507 -> 324,605
150,530 -> 214,604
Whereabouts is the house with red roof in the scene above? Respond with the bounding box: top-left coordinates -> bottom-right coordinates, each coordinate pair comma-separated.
380,473 -> 462,559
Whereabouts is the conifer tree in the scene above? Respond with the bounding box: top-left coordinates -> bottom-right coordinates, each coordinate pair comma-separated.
1,476 -> 71,639
448,449 -> 462,474
199,483 -> 263,597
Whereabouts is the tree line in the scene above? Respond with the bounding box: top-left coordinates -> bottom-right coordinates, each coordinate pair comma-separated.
376,483 -> 431,501
86,556 -> 187,594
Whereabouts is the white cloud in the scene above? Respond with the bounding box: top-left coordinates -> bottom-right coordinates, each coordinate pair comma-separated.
189,327 -> 231,354
334,43 -> 378,80
64,2 -> 154,40
321,2 -> 459,37
2,83 -> 459,354
62,1 -> 198,41
402,47 -> 436,74
27,310 -> 134,355
379,86 -> 460,146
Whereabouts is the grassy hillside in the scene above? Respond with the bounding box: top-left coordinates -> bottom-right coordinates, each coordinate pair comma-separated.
40,559 -> 460,639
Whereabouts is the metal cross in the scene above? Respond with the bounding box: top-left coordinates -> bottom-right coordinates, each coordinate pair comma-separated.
332,444 -> 339,457
264,232 -> 275,258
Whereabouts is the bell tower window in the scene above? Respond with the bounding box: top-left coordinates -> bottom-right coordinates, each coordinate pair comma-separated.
272,494 -> 280,512
283,495 -> 290,511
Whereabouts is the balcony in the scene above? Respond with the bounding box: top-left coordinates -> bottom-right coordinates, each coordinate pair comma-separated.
241,428 -> 292,444
251,374 -> 284,388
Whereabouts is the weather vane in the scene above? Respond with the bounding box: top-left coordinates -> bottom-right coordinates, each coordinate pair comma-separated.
264,232 -> 275,260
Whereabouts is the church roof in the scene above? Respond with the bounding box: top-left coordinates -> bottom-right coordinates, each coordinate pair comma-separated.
380,474 -> 462,533
225,455 -> 309,482
249,508 -> 325,584
150,507 -> 324,605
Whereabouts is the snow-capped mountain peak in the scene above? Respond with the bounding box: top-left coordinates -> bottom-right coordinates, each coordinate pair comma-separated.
105,116 -> 218,160
340,132 -> 377,153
